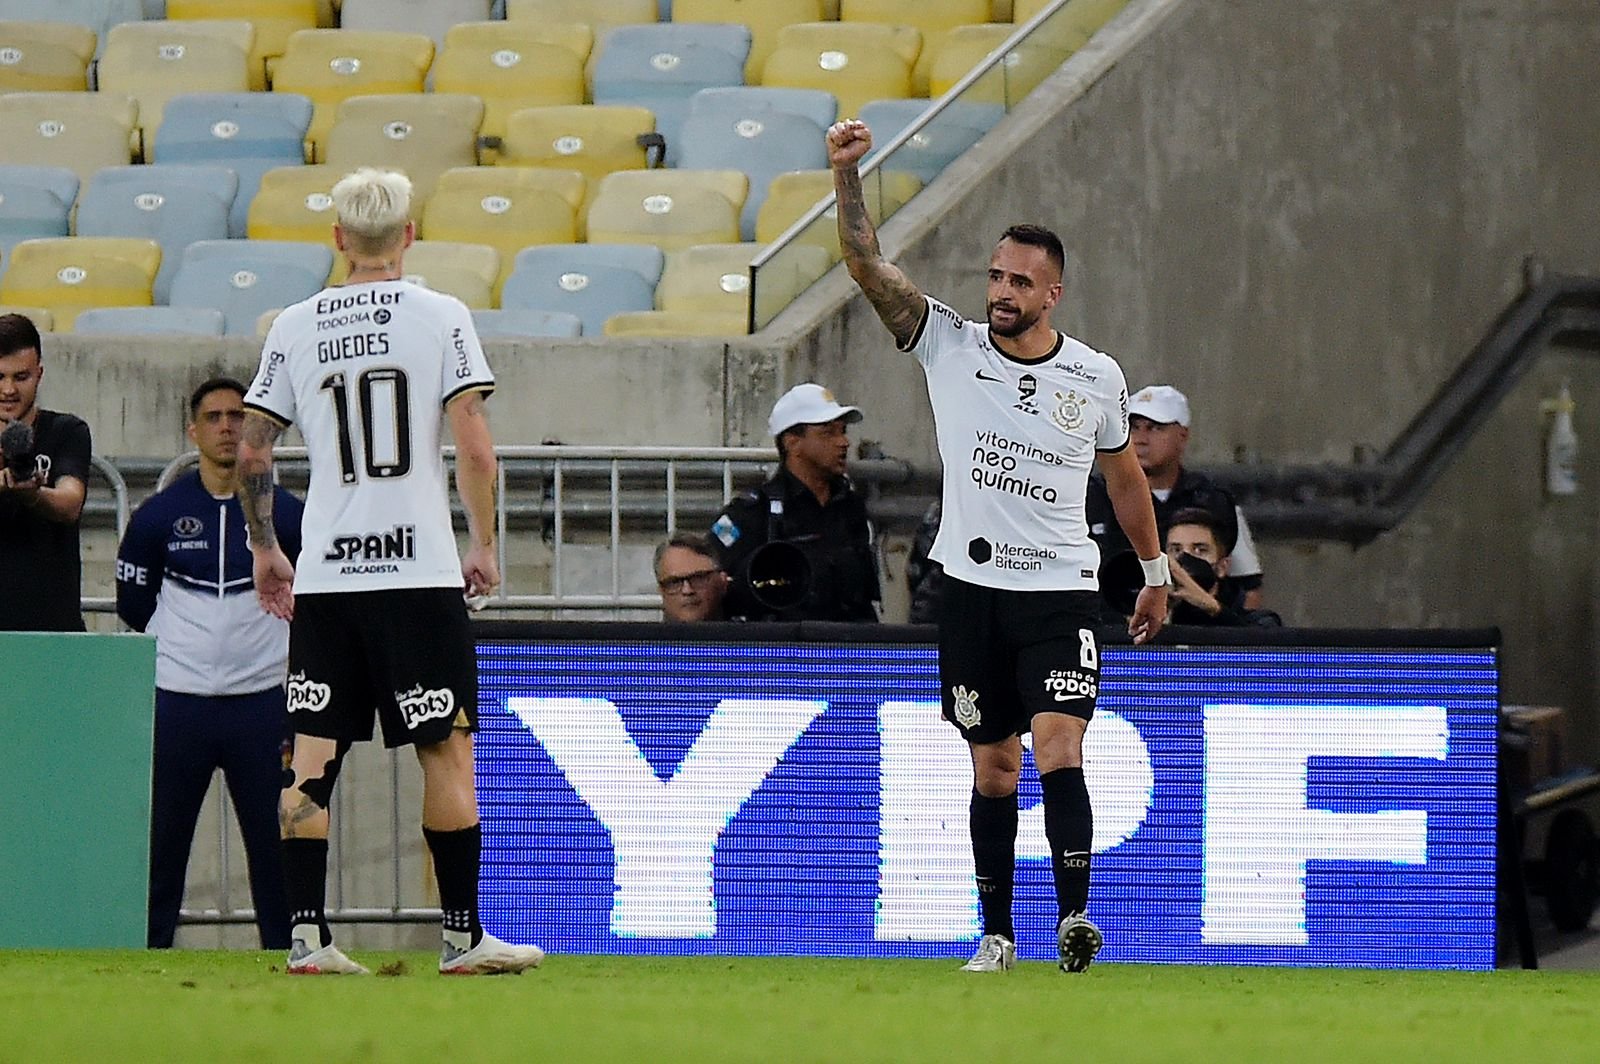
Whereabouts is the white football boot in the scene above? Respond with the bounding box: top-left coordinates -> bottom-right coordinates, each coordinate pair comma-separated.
287,939 -> 371,975
440,932 -> 545,975
960,934 -> 1017,972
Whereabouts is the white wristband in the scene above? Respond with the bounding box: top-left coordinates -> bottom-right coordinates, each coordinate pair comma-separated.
1139,553 -> 1171,587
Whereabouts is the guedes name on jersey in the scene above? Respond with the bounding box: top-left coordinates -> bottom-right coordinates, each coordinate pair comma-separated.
317,332 -> 390,363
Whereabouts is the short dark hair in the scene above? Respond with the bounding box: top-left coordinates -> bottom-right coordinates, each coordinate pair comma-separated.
998,224 -> 1065,279
654,532 -> 720,578
188,376 -> 247,420
1166,507 -> 1226,550
0,313 -> 43,360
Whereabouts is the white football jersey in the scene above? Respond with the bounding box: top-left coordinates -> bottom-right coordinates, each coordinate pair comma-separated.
245,279 -> 495,594
906,295 -> 1130,591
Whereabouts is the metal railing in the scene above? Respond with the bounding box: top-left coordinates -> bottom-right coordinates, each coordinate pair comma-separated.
79,454 -> 130,615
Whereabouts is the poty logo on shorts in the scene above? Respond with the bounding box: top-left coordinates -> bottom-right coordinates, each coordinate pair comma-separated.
287,672 -> 331,713
397,685 -> 457,730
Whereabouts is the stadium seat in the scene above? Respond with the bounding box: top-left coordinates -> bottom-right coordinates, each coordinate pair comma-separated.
75,164 -> 236,303
254,306 -> 280,336
503,0 -> 658,53
3,0 -> 145,60
839,0 -> 989,96
754,167 -> 921,256
166,0 -> 318,88
584,169 -> 746,252
0,166 -> 79,264
73,304 -> 226,335
323,93 -> 483,203
676,103 -> 827,239
0,21 -> 98,92
497,105 -> 658,184
0,92 -> 140,186
762,22 -> 921,116
500,242 -> 661,336
153,91 -> 314,238
399,240 -> 499,309
669,0 -> 823,83
421,166 -> 583,298
246,163 -> 340,248
602,309 -> 746,336
687,85 -> 837,132
471,307 -> 582,339
338,0 -> 493,51
0,305 -> 54,331
929,22 -> 1079,104
98,21 -> 255,145
1013,0 -> 1125,34
433,22 -> 587,145
0,236 -> 161,331
167,238 -> 332,334
591,23 -> 750,167
271,28 -> 435,161
655,240 -> 830,324
858,97 -> 1004,184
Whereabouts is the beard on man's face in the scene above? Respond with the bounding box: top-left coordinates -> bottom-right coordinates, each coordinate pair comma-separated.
986,301 -> 1037,338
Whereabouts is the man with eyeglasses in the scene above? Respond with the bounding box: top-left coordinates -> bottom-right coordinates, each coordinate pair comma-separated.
653,533 -> 730,623
116,377 -> 306,950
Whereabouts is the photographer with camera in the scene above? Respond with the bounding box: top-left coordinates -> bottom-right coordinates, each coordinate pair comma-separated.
0,313 -> 92,632
710,383 -> 880,623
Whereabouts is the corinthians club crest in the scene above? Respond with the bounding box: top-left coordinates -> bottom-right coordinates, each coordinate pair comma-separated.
1050,390 -> 1085,432
952,685 -> 981,728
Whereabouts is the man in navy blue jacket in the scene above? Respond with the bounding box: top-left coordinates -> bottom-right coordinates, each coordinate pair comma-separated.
117,378 -> 306,950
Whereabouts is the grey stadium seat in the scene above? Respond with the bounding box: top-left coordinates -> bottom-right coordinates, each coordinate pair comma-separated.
500,243 -> 663,338
4,0 -> 147,60
858,98 -> 1006,186
591,23 -> 751,167
0,166 -> 79,266
75,164 -> 237,303
676,107 -> 827,241
471,308 -> 583,340
338,0 -> 494,51
686,86 -> 837,133
167,239 -> 332,335
73,305 -> 226,336
152,92 -> 314,238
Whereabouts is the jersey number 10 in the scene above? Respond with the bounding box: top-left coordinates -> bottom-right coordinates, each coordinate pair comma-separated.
321,368 -> 413,484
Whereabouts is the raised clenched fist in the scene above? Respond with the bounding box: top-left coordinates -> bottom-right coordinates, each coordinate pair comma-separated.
826,120 -> 873,169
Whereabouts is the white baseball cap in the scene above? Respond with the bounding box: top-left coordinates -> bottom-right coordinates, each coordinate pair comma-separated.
768,383 -> 863,436
1127,384 -> 1191,427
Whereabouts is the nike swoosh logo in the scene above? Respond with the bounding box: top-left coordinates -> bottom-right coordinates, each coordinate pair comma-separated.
975,369 -> 1003,382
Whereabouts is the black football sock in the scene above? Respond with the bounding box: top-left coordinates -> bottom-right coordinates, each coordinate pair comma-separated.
1040,767 -> 1093,920
281,837 -> 332,950
970,789 -> 1018,941
424,823 -> 485,950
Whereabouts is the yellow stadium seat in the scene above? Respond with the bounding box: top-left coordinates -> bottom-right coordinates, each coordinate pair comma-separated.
323,93 -> 482,203
0,306 -> 55,332
245,163 -> 340,247
497,104 -> 656,185
0,22 -> 97,92
655,240 -> 831,324
271,28 -> 434,161
255,307 -> 281,337
585,169 -> 746,252
167,0 -> 319,89
421,166 -> 583,298
762,22 -> 921,115
930,22 -> 1077,103
1013,0 -> 1126,35
399,241 -> 499,309
0,93 -> 140,185
669,0 -> 823,83
434,22 -> 587,145
602,309 -> 747,337
754,168 -> 921,258
840,0 -> 990,96
0,237 -> 161,331
992,0 -> 1013,19
98,21 -> 254,144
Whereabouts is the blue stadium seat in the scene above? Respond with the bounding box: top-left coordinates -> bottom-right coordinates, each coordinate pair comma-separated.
75,164 -> 237,303
167,238 -> 332,335
0,166 -> 79,266
4,0 -> 147,60
677,106 -> 827,241
73,305 -> 226,336
471,308 -> 583,339
152,92 -> 314,238
686,85 -> 837,132
500,243 -> 663,338
591,23 -> 751,167
858,98 -> 1006,185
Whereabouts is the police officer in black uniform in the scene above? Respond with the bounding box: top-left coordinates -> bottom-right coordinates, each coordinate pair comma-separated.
711,383 -> 880,622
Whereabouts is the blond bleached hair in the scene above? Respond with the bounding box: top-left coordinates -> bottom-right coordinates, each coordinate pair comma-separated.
331,167 -> 412,258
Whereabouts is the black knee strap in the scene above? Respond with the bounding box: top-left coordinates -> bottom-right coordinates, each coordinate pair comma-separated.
295,740 -> 352,810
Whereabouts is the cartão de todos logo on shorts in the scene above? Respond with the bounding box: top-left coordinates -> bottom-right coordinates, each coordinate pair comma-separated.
287,671 -> 331,713
397,684 -> 457,730
1044,668 -> 1097,702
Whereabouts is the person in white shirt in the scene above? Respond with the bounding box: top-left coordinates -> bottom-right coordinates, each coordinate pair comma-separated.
828,119 -> 1169,975
238,167 -> 542,977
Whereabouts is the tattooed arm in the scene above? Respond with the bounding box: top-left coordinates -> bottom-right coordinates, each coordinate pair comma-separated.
238,410 -> 297,620
827,119 -> 927,348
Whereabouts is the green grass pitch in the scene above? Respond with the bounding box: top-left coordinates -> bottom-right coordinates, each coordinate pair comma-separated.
3,951 -> 1597,1062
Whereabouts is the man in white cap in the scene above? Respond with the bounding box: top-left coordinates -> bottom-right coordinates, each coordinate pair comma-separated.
1086,384 -> 1265,609
709,382 -> 880,622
